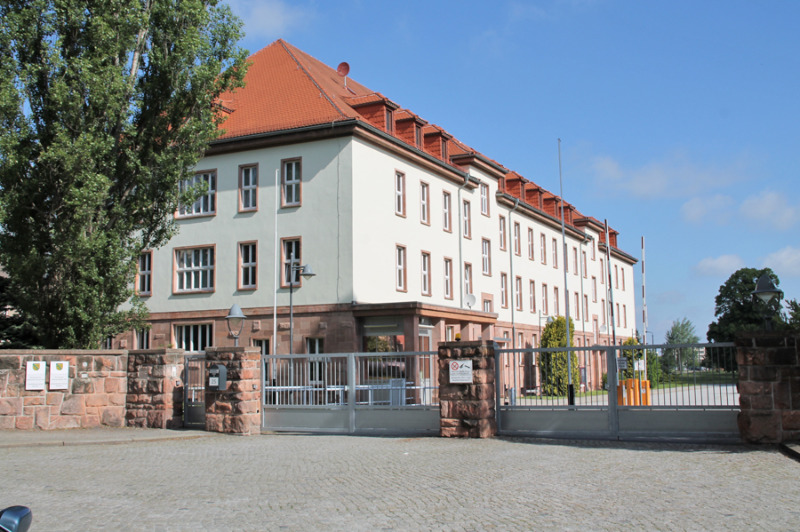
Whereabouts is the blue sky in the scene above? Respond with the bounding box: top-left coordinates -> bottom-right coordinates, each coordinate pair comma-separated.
226,0 -> 800,343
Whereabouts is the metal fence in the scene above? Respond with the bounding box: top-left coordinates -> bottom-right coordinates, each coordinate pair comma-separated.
263,351 -> 439,408
497,342 -> 739,409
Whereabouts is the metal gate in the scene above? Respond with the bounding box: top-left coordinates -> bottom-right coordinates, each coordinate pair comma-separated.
183,355 -> 206,429
496,343 -> 740,443
262,351 -> 440,435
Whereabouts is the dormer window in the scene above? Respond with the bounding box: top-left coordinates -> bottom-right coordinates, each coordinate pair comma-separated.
386,108 -> 393,133
415,124 -> 422,147
441,139 -> 448,160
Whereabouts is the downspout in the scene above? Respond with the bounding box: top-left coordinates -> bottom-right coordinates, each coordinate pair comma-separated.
457,173 -> 469,309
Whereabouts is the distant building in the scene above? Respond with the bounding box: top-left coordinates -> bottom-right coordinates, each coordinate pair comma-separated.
120,40 -> 637,389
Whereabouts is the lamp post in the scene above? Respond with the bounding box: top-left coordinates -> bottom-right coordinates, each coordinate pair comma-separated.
289,263 -> 316,355
226,304 -> 246,347
751,273 -> 783,331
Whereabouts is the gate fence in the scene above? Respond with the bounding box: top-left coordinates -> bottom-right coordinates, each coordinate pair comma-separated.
497,342 -> 740,442
262,351 -> 439,434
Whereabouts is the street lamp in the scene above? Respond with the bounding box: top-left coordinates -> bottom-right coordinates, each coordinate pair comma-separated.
289,264 -> 316,355
226,304 -> 246,347
751,273 -> 783,330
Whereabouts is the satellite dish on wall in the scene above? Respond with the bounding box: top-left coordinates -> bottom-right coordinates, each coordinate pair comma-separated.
336,62 -> 350,77
466,294 -> 477,309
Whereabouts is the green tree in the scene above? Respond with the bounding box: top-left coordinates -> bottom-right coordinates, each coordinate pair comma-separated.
662,318 -> 700,374
0,0 -> 248,348
707,267 -> 781,344
785,299 -> 800,330
620,336 -> 643,380
645,346 -> 661,388
0,276 -> 43,349
539,316 -> 579,396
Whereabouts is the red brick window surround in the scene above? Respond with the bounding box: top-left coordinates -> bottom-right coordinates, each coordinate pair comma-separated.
239,164 -> 258,212
281,158 -> 302,208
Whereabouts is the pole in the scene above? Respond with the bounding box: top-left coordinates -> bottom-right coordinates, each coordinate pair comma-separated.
604,220 -> 618,384
641,236 -> 648,381
558,139 -> 574,406
289,260 -> 295,356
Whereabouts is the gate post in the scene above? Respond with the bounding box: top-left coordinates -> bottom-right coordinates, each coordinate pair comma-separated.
606,346 -> 619,439
204,347 -> 261,435
438,340 -> 497,438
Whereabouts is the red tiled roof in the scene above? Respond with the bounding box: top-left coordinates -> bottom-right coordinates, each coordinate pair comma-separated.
215,39 -> 623,250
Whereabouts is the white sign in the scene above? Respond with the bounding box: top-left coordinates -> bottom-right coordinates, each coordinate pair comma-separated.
25,361 -> 46,390
50,361 -> 70,390
634,360 -> 645,372
616,357 -> 628,370
449,360 -> 473,384
209,376 -> 219,387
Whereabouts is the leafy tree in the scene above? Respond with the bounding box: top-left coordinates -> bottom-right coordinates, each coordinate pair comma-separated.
620,336 -> 643,380
645,347 -> 661,388
0,276 -> 43,348
0,0 -> 248,348
707,267 -> 781,344
662,318 -> 700,374
539,316 -> 579,396
785,299 -> 800,330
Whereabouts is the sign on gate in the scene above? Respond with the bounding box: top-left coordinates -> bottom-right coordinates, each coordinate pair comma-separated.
449,360 -> 473,384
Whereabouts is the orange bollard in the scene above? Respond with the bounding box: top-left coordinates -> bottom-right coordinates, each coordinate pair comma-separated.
633,379 -> 641,406
617,383 -> 625,405
641,380 -> 651,406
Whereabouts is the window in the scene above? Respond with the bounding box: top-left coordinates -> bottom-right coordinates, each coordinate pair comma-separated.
542,283 -> 549,315
445,325 -> 455,341
178,171 -> 216,217
395,172 -> 406,216
175,247 -> 215,293
464,263 -> 473,295
582,251 -> 588,278
175,323 -> 213,353
481,239 -> 491,275
136,328 -> 150,350
615,265 -> 619,288
592,277 -> 597,302
552,238 -> 558,269
574,292 -> 580,321
554,286 -> 560,315
583,295 -> 589,322
462,200 -> 471,238
483,298 -> 493,313
421,252 -> 431,296
513,222 -> 521,256
443,191 -> 452,232
616,303 -> 621,327
622,269 -> 626,291
498,217 -> 506,250
528,228 -> 535,260
602,299 -> 606,325
385,108 -> 393,133
592,240 -> 596,260
443,258 -> 453,299
515,276 -> 523,311
572,247 -> 578,276
239,165 -> 258,211
540,234 -> 547,264
480,183 -> 490,215
441,139 -> 448,160
623,304 -> 628,328
396,245 -> 407,292
415,125 -> 422,148
500,273 -> 508,308
239,242 -> 257,290
529,280 -> 536,312
600,259 -> 605,284
282,159 -> 301,207
307,338 -> 325,385
281,238 -> 302,287
420,182 -> 430,225
137,251 -> 152,296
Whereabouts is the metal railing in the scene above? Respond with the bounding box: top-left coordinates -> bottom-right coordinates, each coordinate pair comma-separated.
263,351 -> 439,408
496,342 -> 739,410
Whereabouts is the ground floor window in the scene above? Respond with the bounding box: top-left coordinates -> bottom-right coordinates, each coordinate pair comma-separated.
175,323 -> 213,353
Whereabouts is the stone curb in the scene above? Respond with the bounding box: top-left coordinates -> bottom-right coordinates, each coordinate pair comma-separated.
778,442 -> 800,463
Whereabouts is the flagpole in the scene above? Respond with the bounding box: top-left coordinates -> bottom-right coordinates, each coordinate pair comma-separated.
558,139 -> 574,406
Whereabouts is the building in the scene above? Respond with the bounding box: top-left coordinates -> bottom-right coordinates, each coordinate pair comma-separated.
121,39 -> 637,389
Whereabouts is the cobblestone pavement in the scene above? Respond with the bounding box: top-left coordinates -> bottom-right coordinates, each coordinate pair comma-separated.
2,432 -> 799,531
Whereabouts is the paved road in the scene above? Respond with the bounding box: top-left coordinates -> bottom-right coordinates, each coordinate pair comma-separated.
2,430 -> 798,531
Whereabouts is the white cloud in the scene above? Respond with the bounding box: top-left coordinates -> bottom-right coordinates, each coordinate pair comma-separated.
694,255 -> 745,276
761,246 -> 800,278
739,190 -> 800,229
228,0 -> 310,45
680,194 -> 734,224
590,151 -> 748,200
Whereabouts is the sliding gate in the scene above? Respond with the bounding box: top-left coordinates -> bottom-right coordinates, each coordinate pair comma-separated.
262,351 -> 439,435
496,343 -> 740,442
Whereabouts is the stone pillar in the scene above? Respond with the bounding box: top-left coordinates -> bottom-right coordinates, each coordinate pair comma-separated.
736,333 -> 800,443
204,347 -> 261,435
438,340 -> 497,438
126,350 -> 185,429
